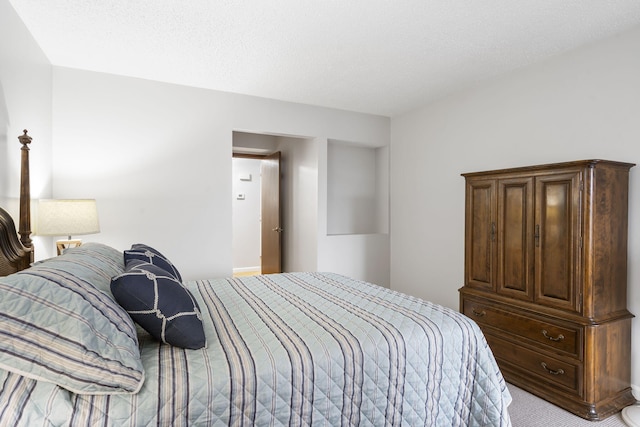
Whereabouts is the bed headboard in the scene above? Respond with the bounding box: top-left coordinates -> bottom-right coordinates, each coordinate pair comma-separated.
0,130 -> 33,276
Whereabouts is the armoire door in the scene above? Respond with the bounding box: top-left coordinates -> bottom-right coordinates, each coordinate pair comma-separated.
496,176 -> 535,300
465,179 -> 496,290
534,171 -> 582,312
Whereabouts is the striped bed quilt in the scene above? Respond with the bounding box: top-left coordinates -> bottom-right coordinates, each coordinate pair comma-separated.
1,261 -> 511,425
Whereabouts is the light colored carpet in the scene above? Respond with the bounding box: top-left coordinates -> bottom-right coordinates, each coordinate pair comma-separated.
508,383 -> 627,427
232,270 -> 260,277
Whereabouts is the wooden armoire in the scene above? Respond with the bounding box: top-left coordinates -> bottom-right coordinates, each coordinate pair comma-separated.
459,160 -> 635,420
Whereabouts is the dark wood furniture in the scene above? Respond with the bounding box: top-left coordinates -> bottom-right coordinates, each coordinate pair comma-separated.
459,159 -> 635,420
0,130 -> 33,276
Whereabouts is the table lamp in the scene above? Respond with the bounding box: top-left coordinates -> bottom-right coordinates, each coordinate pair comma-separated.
37,199 -> 100,255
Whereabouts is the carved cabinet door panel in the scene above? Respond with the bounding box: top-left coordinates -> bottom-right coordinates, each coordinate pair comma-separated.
496,176 -> 535,300
534,171 -> 582,312
464,179 -> 496,291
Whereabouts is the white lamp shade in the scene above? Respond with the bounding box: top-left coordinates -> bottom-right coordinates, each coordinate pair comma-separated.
37,199 -> 100,237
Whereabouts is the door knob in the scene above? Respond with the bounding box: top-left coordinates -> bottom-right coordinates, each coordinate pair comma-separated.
272,227 -> 283,232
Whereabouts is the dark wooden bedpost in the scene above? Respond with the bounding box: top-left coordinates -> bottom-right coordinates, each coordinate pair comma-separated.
18,130 -> 33,254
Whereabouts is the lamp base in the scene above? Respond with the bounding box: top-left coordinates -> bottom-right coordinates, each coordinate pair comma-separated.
622,405 -> 640,427
56,239 -> 82,255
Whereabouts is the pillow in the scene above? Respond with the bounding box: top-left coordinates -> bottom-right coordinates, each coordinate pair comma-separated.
0,243 -> 144,395
35,242 -> 126,294
111,261 -> 205,349
124,243 -> 182,282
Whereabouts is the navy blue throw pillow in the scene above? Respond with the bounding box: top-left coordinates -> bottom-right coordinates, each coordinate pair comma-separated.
110,262 -> 205,349
124,243 -> 182,282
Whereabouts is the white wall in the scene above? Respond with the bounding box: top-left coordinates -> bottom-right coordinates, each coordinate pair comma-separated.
278,136 -> 318,273
0,0 -> 52,227
317,137 -> 390,286
390,25 -> 640,397
51,67 -> 390,282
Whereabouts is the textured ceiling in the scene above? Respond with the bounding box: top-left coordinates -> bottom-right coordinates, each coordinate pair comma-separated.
8,0 -> 640,117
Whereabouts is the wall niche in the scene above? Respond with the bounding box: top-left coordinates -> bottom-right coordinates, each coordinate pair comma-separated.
327,140 -> 388,235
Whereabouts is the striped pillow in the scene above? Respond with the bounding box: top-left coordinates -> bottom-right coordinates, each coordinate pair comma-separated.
0,243 -> 144,395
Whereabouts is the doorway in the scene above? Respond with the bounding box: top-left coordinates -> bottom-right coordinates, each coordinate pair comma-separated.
232,152 -> 281,276
232,131 -> 319,275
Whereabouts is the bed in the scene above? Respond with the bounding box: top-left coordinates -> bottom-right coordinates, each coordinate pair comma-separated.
0,131 -> 512,426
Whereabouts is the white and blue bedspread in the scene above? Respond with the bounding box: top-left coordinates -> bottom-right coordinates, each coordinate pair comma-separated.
2,270 -> 511,426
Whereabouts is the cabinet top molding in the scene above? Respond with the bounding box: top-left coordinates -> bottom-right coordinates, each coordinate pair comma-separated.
462,159 -> 635,178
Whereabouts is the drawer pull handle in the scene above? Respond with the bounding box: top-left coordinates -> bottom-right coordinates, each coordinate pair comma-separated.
541,362 -> 565,376
542,330 -> 565,342
472,309 -> 486,317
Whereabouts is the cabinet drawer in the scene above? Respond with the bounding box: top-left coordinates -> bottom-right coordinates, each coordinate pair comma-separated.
462,298 -> 581,358
485,334 -> 581,394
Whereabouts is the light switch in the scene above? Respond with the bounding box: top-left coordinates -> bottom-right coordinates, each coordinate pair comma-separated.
237,193 -> 246,200
239,173 -> 252,181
